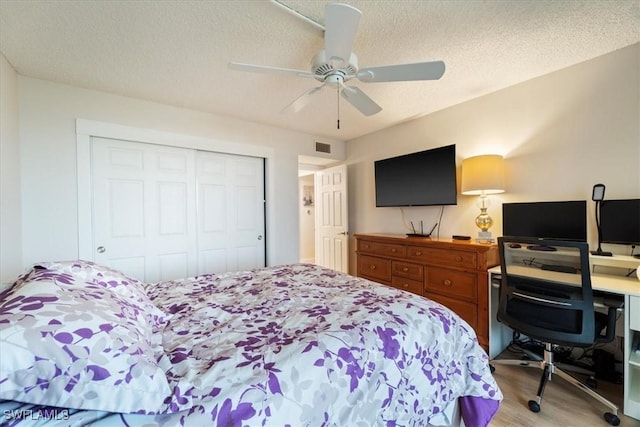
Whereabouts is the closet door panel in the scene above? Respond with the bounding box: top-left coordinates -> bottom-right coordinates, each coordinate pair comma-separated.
196,151 -> 265,274
200,249 -> 228,274
92,137 -> 197,282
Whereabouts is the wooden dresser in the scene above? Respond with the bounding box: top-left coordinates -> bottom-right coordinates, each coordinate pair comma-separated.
354,233 -> 499,351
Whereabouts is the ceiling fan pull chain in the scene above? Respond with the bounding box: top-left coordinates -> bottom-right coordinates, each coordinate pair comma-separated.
336,84 -> 340,129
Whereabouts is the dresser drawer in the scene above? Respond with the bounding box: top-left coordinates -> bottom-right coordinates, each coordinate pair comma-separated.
391,276 -> 423,296
426,292 -> 477,329
358,255 -> 391,282
392,260 -> 423,281
407,246 -> 477,269
425,266 -> 477,302
358,240 -> 406,258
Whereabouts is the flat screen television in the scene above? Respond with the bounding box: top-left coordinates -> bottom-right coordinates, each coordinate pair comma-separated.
600,198 -> 640,245
374,144 -> 457,207
502,200 -> 587,241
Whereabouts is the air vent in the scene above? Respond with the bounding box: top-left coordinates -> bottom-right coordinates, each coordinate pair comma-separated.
315,141 -> 331,154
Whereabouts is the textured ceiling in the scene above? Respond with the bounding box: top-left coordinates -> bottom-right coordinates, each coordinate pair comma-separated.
1,0 -> 638,141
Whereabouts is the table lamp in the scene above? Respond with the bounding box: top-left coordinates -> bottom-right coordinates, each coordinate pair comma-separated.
461,154 -> 505,242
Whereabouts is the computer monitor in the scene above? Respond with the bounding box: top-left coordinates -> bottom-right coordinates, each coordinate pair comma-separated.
502,200 -> 587,241
600,199 -> 640,245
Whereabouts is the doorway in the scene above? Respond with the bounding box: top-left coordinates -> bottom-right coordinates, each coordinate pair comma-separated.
298,156 -> 348,273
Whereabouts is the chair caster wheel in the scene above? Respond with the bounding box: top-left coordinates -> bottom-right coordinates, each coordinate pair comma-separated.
527,400 -> 540,413
604,412 -> 620,426
586,377 -> 598,389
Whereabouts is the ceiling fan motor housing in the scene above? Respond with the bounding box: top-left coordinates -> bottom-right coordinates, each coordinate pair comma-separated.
312,50 -> 358,84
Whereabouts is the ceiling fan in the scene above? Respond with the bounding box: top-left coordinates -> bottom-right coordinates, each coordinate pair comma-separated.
228,2 -> 445,127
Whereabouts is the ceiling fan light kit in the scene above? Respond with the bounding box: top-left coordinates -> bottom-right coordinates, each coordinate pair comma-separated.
229,2 -> 445,127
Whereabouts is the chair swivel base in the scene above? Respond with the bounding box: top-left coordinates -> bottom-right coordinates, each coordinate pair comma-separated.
491,344 -> 621,426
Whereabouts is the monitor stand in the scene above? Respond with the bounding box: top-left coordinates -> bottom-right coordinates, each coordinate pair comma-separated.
591,249 -> 613,257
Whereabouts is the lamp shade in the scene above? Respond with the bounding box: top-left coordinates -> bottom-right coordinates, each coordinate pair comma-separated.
461,154 -> 505,195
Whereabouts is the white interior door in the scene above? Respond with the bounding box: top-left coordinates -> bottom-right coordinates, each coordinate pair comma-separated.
91,137 -> 197,282
196,151 -> 265,274
315,164 -> 349,273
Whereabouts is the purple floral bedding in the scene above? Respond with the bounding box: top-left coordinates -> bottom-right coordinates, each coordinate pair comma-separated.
1,262 -> 502,426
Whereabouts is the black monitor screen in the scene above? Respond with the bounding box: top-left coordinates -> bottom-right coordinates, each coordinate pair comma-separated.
600,199 -> 640,245
502,200 -> 587,241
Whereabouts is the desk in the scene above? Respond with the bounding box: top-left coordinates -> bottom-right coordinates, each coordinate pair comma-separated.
488,262 -> 640,420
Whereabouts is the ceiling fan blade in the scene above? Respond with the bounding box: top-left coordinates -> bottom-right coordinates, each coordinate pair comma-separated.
357,61 -> 446,82
281,84 -> 326,114
229,62 -> 314,79
340,86 -> 382,116
324,3 -> 361,67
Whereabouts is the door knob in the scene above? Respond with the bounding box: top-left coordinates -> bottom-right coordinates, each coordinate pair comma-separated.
257,235 -> 263,240
96,246 -> 106,254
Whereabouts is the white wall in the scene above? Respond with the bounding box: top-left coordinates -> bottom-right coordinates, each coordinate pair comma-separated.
17,77 -> 345,271
1,53 -> 22,284
346,43 -> 640,272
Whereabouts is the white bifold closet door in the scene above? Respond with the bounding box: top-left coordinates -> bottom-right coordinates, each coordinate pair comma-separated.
195,150 -> 266,274
91,137 -> 265,282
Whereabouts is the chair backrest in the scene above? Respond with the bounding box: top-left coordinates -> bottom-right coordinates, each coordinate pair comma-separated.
497,236 -> 596,347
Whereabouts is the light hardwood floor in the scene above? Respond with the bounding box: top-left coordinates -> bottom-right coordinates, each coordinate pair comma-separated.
489,352 -> 640,427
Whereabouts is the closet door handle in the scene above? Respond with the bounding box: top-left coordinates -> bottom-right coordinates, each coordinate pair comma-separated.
96,246 -> 106,254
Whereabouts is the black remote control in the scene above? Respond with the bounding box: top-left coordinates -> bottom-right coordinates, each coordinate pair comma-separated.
452,235 -> 471,240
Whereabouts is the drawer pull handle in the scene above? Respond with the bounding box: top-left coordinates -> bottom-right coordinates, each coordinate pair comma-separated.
402,267 -> 409,272
415,251 -> 422,256
391,248 -> 397,253
369,265 -> 376,270
403,283 -> 409,288
443,279 -> 452,286
455,256 -> 463,262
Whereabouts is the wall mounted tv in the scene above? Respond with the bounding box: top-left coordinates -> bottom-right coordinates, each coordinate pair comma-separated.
374,144 -> 457,207
502,200 -> 587,241
600,198 -> 640,245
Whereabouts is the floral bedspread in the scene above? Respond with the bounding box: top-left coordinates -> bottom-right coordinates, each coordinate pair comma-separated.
1,263 -> 501,426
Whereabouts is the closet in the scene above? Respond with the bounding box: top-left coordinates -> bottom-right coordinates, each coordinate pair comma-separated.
90,137 -> 265,282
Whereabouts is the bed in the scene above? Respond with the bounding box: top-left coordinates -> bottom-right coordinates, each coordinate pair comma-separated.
0,261 -> 502,426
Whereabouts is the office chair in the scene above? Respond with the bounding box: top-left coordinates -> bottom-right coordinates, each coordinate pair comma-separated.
491,236 -> 621,426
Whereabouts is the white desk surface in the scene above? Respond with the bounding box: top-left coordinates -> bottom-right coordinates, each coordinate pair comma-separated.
488,265 -> 640,297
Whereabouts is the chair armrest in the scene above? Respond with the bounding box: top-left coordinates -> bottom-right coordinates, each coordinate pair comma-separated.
595,304 -> 621,343
602,295 -> 624,309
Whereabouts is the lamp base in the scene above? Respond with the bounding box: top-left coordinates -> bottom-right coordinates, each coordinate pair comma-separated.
476,231 -> 495,243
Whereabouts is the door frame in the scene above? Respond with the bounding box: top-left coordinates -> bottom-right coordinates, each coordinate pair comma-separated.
76,118 -> 274,266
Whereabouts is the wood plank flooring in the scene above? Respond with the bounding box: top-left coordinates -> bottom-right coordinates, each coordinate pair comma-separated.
489,350 -> 640,427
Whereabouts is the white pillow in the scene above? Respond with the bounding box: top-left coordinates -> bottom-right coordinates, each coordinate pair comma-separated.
0,267 -> 172,413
